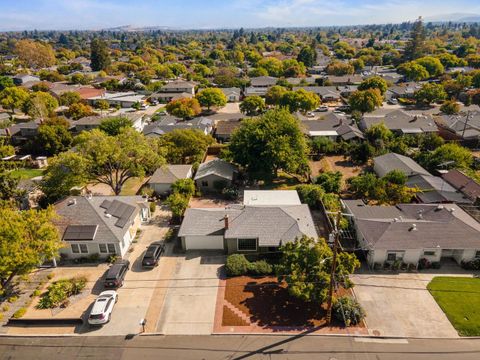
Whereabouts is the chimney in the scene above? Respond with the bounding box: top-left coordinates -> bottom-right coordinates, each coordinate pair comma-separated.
224,214 -> 229,230
409,224 -> 417,232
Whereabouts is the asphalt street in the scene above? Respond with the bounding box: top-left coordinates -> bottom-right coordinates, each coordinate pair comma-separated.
1,334 -> 480,360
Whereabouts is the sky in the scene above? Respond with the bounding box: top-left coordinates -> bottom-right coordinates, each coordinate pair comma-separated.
0,0 -> 480,31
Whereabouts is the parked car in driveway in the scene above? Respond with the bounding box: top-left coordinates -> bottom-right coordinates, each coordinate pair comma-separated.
104,260 -> 130,288
142,242 -> 165,268
88,290 -> 118,325
315,106 -> 328,112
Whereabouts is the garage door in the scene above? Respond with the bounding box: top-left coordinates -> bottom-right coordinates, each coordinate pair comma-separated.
185,236 -> 224,250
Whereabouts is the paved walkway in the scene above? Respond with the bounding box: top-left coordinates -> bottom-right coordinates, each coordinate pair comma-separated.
156,252 -> 224,335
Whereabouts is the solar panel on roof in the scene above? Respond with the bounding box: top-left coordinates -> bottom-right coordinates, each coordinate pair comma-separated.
63,225 -> 98,241
99,200 -> 112,209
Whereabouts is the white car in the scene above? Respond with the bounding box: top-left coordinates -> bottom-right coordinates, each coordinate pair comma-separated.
87,291 -> 118,325
315,106 -> 328,112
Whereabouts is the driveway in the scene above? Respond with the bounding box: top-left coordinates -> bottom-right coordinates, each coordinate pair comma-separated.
352,273 -> 459,338
156,251 -> 224,335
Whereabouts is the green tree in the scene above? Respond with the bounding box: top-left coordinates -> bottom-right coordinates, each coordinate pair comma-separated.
165,192 -> 189,219
315,171 -> 342,193
90,38 -> 111,71
282,59 -> 307,77
276,236 -> 360,303
326,61 -> 355,76
159,129 -> 215,164
22,92 -> 58,119
98,116 -> 132,136
404,17 -> 426,60
265,85 -> 287,106
0,87 -> 29,114
166,98 -> 201,119
229,109 -> 308,178
440,100 -> 460,115
40,152 -> 88,204
34,123 -> 73,156
397,61 -> 429,81
358,76 -> 388,95
0,205 -> 62,287
240,96 -> 266,116
59,91 -> 81,107
349,142 -> 375,164
425,143 -> 473,171
15,39 -> 56,68
95,99 -> 110,114
196,88 -> 227,110
0,171 -> 19,201
257,57 -> 283,77
280,88 -> 320,113
297,46 -> 317,67
171,178 -> 195,197
0,139 -> 14,158
0,76 -> 14,91
365,122 -> 393,148
348,89 -> 383,114
65,102 -> 94,120
414,83 -> 447,106
74,128 -> 164,195
415,56 -> 444,77
295,184 -> 325,208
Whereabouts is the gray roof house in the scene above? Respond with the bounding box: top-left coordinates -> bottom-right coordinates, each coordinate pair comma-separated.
143,116 -> 213,137
250,76 -> 277,87
342,199 -> 480,268
301,113 -> 364,141
442,169 -> 480,203
373,153 -> 431,178
221,88 -> 241,102
292,86 -> 341,102
194,158 -> 238,192
436,111 -> 480,142
406,174 -> 472,204
55,195 -> 150,259
178,204 -> 318,253
361,109 -> 438,135
148,164 -> 193,195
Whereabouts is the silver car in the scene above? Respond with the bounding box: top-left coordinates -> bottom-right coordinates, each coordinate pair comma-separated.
88,291 -> 118,325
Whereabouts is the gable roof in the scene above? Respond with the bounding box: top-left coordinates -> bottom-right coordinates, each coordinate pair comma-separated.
148,164 -> 192,184
194,158 -> 238,181
362,109 -> 438,134
250,76 -> 277,87
301,113 -> 364,139
437,112 -> 480,140
343,200 -> 480,250
406,174 -> 471,204
442,169 -> 480,202
373,153 -> 431,177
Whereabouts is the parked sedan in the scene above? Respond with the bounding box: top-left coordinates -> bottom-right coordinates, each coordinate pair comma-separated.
142,242 -> 165,268
315,106 -> 329,112
104,259 -> 130,288
88,291 -> 118,325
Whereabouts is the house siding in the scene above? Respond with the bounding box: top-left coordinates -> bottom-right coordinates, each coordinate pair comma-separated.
195,174 -> 232,193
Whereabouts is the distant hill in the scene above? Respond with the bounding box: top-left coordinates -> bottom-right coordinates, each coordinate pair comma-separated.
423,13 -> 480,23
101,25 -> 179,32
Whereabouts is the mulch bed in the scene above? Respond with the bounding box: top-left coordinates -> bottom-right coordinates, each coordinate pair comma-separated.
224,276 -> 352,328
222,306 -> 249,326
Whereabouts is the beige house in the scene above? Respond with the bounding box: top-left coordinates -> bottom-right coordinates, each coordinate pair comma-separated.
194,158 -> 238,193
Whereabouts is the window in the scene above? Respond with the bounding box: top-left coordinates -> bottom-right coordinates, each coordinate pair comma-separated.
387,253 -> 396,262
267,247 -> 277,253
99,243 -> 116,254
423,250 -> 436,256
71,244 -> 88,254
475,251 -> 480,259
237,238 -> 257,251
202,181 -> 208,187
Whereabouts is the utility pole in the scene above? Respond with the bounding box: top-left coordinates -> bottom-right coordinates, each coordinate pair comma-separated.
326,211 -> 341,326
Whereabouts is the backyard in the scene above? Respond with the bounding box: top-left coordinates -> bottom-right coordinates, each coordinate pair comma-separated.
10,168 -> 44,180
309,155 -> 366,191
428,277 -> 480,336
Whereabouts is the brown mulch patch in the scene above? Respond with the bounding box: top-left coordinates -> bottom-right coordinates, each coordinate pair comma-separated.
222,306 -> 249,326
224,276 -> 351,328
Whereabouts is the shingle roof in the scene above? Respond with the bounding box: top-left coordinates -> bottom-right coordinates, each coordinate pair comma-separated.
148,165 -> 192,184
406,174 -> 471,204
442,169 -> 480,202
373,153 -> 431,177
250,76 -> 277,87
194,158 -> 238,181
437,112 -> 480,140
362,109 -> 438,133
343,200 -> 480,250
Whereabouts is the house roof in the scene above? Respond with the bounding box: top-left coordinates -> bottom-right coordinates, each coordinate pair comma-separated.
373,153 -> 431,177
362,109 -> 438,133
148,164 -> 192,184
220,87 -> 241,96
343,200 -> 480,250
437,112 -> 480,140
243,190 -> 301,206
215,120 -> 242,136
406,174 -> 471,204
55,196 -> 145,244
301,114 -> 364,140
250,76 -> 277,87
194,158 -> 238,181
160,80 -> 195,90
442,169 -> 480,202
179,205 -> 318,246
143,116 -> 213,136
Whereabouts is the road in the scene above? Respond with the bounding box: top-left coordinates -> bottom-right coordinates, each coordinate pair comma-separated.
1,335 -> 480,359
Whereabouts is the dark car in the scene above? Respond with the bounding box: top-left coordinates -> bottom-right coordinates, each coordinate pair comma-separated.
142,242 -> 165,268
104,260 -> 130,288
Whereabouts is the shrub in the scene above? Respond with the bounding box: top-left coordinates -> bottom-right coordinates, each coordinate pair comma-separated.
107,255 -> 119,264
149,201 -> 156,213
31,289 -> 42,297
333,296 -> 365,326
8,296 -> 18,303
164,228 -> 176,243
248,260 -> 273,275
222,186 -> 238,200
225,254 -> 250,276
47,273 -> 55,280
36,277 -> 87,309
461,258 -> 480,270
2,305 -> 9,312
12,308 -> 27,319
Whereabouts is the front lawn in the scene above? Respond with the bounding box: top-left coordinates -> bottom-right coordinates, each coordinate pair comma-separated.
427,277 -> 480,336
10,168 -> 44,180
120,177 -> 146,195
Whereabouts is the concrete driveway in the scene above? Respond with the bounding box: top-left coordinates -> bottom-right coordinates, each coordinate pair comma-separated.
352,273 -> 459,338
156,251 -> 224,335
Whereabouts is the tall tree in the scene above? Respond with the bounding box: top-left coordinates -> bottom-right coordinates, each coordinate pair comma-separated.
159,129 -> 214,164
22,92 -> 59,120
297,46 -> 317,68
239,96 -> 266,116
228,109 -> 309,179
348,89 -> 383,114
0,87 -> 29,114
196,88 -> 227,111
90,38 -> 111,71
98,116 -> 132,136
166,98 -> 201,119
404,17 -> 426,60
15,39 -> 56,68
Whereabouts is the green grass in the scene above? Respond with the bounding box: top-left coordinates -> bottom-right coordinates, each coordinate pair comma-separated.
427,277 -> 480,336
10,168 -> 44,180
120,177 -> 145,196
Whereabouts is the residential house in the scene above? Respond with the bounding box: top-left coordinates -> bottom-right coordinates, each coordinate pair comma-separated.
155,80 -> 196,95
220,88 -> 241,102
55,195 -> 150,259
143,116 -> 213,137
442,169 -> 480,204
194,158 -> 238,192
214,119 -> 243,142
301,113 -> 364,142
360,109 -> 438,135
148,164 -> 193,195
387,82 -> 422,100
343,199 -> 480,267
178,203 -> 318,253
1,121 -> 40,144
325,75 -> 363,85
436,111 -> 480,144
73,115 -> 104,132
373,153 -> 431,178
245,76 -> 278,97
292,86 -> 341,102
12,74 -> 40,85
243,190 -> 301,206
88,92 -> 146,108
